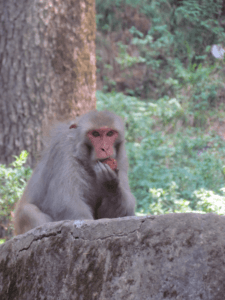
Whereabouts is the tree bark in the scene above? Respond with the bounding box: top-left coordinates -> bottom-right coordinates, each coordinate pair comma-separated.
0,0 -> 96,166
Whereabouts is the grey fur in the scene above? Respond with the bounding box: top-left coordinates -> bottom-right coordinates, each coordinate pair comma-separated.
14,110 -> 136,235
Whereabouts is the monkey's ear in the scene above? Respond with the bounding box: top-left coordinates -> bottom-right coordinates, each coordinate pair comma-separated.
69,124 -> 77,129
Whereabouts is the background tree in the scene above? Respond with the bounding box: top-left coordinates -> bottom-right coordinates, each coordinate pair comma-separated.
0,0 -> 96,166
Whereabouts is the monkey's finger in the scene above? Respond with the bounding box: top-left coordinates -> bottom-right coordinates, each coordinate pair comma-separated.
94,162 -> 108,181
101,163 -> 117,181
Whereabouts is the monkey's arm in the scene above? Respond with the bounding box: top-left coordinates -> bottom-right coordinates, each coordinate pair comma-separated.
97,187 -> 135,218
95,162 -> 136,218
14,202 -> 53,235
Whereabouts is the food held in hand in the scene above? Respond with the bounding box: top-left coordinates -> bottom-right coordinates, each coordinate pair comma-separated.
102,158 -> 117,171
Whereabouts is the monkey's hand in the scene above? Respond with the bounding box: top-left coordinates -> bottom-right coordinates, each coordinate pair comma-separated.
102,158 -> 117,171
94,161 -> 119,194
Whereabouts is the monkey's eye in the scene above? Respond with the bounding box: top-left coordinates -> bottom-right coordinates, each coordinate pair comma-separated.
92,131 -> 100,137
107,131 -> 114,137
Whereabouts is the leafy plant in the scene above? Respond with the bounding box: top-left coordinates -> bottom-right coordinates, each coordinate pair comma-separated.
0,151 -> 32,221
116,42 -> 146,70
195,188 -> 225,215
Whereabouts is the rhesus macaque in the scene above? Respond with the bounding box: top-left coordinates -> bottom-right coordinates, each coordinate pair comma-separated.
14,110 -> 136,235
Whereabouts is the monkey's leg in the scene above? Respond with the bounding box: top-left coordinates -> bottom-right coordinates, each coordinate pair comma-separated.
14,203 -> 53,235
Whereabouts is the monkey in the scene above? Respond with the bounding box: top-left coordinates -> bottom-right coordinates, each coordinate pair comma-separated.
14,110 -> 136,235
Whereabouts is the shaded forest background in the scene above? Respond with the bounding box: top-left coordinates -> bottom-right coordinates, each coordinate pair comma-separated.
1,0 -> 225,240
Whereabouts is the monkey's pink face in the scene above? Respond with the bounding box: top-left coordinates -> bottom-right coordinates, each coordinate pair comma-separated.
87,127 -> 118,160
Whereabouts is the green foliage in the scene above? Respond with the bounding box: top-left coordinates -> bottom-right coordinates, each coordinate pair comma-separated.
0,151 -> 32,219
173,56 -> 223,110
96,0 -> 225,105
97,0 -> 224,51
116,42 -> 146,70
148,182 -> 193,215
123,22 -> 223,105
195,188 -> 225,215
173,0 -> 225,55
97,91 -> 225,215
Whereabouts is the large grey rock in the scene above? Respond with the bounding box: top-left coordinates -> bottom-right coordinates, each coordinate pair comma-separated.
0,213 -> 225,300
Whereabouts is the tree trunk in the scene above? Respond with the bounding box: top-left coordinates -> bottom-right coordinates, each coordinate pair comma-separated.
0,0 -> 96,166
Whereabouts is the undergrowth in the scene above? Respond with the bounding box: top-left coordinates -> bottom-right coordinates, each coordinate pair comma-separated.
0,151 -> 32,239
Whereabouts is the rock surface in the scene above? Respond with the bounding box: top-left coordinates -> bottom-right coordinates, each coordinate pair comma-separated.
0,213 -> 225,300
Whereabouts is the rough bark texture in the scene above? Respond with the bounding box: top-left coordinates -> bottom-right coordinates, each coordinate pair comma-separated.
0,0 -> 96,166
1,213 -> 225,300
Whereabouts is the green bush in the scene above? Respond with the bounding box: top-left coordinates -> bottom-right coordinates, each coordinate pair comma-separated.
195,188 -> 225,214
0,151 -> 32,220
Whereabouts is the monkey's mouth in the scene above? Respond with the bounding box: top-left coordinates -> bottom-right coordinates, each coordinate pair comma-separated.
98,158 -> 110,163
